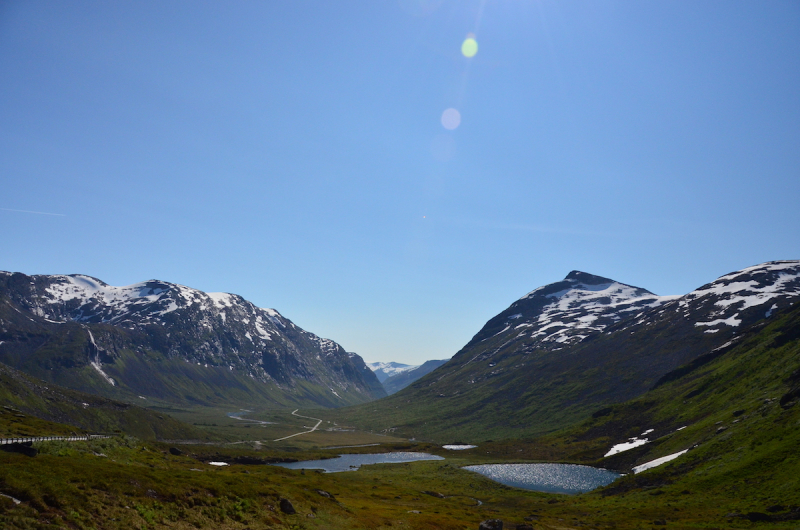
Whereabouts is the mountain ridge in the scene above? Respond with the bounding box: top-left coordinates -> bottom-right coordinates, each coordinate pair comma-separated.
0,271 -> 386,408
334,260 -> 800,442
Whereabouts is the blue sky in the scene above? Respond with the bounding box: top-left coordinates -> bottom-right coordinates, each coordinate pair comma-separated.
2,1 -> 798,365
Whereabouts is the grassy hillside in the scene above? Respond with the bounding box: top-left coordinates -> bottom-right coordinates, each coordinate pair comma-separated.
0,297 -> 797,528
0,362 -> 208,441
331,298 -> 800,443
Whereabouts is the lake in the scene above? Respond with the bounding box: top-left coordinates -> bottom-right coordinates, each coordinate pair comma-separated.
464,463 -> 621,494
272,452 -> 444,473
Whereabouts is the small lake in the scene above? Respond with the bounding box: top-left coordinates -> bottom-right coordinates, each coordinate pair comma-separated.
464,463 -> 621,494
273,452 -> 444,473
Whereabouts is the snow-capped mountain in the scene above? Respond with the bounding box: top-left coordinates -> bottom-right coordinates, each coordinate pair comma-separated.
464,271 -> 672,354
367,361 -> 418,383
0,272 -> 385,407
367,359 -> 450,393
342,260 -> 800,442
381,359 -> 449,395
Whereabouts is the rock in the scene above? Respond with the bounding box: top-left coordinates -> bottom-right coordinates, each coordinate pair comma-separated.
516,525 -> 534,530
315,489 -> 335,499
653,520 -> 666,525
479,519 -> 503,530
169,447 -> 182,456
279,498 -> 296,514
422,490 -> 445,498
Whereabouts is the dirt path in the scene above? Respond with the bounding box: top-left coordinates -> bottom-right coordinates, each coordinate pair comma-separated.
272,409 -> 323,442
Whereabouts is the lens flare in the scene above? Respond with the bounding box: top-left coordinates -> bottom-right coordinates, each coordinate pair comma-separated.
441,108 -> 461,130
461,35 -> 478,58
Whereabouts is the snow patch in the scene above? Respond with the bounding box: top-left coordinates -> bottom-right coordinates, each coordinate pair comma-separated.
695,314 -> 742,328
605,436 -> 650,457
632,450 -> 688,474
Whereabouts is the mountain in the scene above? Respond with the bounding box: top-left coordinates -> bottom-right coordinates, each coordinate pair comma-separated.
382,359 -> 449,395
367,361 -> 416,383
0,360 -> 205,440
564,301 -> 800,519
334,260 -> 800,442
0,272 -> 386,408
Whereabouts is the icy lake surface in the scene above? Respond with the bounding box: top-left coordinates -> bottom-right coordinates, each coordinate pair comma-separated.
464,463 -> 621,494
272,452 -> 444,473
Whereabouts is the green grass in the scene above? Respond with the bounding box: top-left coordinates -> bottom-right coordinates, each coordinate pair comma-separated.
1,304 -> 799,527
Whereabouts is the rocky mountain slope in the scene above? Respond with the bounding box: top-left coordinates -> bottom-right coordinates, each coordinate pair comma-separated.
334,260 -> 800,441
0,272 -> 385,408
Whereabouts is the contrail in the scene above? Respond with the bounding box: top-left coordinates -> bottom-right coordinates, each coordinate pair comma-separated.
0,207 -> 66,217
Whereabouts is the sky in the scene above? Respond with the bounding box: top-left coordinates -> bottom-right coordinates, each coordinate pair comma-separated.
1,1 -> 798,366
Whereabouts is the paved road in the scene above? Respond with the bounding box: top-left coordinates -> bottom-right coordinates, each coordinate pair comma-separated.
0,434 -> 111,445
273,409 -> 323,442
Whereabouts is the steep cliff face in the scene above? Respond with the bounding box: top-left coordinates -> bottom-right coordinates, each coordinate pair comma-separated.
0,272 -> 385,408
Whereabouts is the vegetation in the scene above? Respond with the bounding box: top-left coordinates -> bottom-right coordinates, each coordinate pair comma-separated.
1,297 -> 799,527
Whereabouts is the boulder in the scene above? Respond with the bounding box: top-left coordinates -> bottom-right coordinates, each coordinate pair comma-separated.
279,498 -> 296,514
479,520 -> 503,530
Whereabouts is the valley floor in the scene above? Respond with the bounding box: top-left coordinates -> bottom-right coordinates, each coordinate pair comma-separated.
1,408 -> 798,530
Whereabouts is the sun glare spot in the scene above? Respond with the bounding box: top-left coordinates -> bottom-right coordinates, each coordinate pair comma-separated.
461,35 -> 478,58
441,108 -> 461,130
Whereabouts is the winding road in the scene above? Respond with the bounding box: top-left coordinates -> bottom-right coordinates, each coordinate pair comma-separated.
273,409 -> 323,442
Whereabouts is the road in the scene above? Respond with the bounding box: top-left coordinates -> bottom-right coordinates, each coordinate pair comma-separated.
272,409 -> 323,442
0,434 -> 111,445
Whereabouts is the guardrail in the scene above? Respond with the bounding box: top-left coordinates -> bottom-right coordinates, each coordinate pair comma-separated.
0,434 -> 112,445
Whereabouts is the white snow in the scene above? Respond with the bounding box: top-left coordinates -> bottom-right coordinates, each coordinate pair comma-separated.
684,262 -> 800,321
632,449 -> 688,474
604,436 -> 650,457
766,304 -> 778,318
86,330 -> 116,386
695,314 -> 742,328
207,292 -> 234,307
208,462 -> 229,466
368,362 -> 418,377
514,277 -> 675,347
443,445 -> 477,450
0,493 -> 21,505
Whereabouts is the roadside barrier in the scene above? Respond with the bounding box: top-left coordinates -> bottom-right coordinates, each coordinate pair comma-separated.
0,434 -> 113,445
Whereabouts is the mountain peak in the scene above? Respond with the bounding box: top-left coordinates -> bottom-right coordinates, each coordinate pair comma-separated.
564,271 -> 615,285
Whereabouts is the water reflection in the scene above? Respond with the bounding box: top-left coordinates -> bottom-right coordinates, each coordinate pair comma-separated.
273,452 -> 444,473
464,463 -> 620,494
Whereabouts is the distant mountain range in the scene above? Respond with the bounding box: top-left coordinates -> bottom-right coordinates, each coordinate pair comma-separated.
0,272 -> 385,408
335,260 -> 800,442
368,360 -> 450,395
367,362 -> 417,383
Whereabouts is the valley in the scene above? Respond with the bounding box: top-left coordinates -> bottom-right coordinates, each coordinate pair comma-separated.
0,261 -> 798,528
